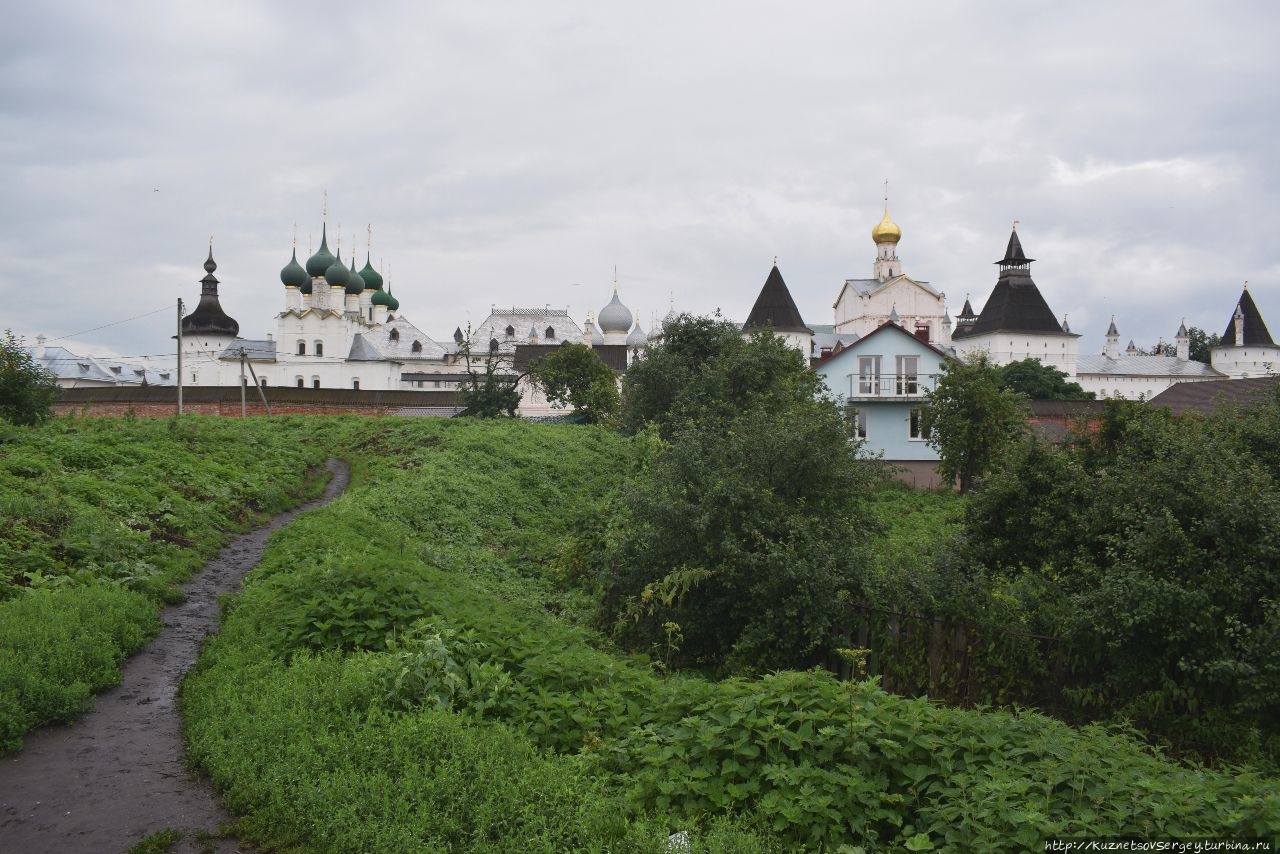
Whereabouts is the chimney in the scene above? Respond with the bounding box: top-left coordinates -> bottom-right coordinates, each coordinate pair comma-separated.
36,334 -> 46,360
1234,305 -> 1245,346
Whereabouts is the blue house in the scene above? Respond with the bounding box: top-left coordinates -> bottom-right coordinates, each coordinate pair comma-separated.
815,320 -> 950,486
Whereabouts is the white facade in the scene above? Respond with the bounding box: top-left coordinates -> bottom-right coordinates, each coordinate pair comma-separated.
952,331 -> 1079,376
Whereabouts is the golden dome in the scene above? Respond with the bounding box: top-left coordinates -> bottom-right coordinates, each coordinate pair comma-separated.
871,210 -> 901,245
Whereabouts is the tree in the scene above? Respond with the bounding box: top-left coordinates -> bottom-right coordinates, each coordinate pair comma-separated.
526,343 -> 619,424
922,352 -> 1029,493
997,358 -> 1094,400
0,331 -> 57,426
455,326 -> 521,418
1187,326 -> 1220,364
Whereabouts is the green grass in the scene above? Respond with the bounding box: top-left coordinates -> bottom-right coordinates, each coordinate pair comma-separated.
182,418 -> 1280,851
0,415 -> 329,753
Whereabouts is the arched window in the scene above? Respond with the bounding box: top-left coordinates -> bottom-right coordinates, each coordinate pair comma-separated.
295,376 -> 304,388
390,329 -> 399,342
352,379 -> 360,390
489,338 -> 499,352
312,377 -> 320,389
314,340 -> 324,357
505,325 -> 515,337
260,378 -> 267,388
297,340 -> 306,356
545,326 -> 555,340
411,340 -> 422,353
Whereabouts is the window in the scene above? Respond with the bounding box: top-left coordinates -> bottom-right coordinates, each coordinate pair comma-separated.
352,379 -> 360,390
297,340 -> 306,355
411,340 -> 422,353
896,356 -> 919,395
260,378 -> 267,388
390,329 -> 399,342
505,325 -> 515,337
546,326 -> 555,340
858,356 -> 880,395
845,405 -> 867,440
312,377 -> 320,389
295,376 -> 304,388
909,407 -> 930,440
314,340 -> 324,357
489,338 -> 499,352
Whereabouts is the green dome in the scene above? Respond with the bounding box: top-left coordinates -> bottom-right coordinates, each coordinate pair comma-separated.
305,225 -> 335,277
344,256 -> 364,295
386,284 -> 400,312
280,248 -> 309,289
359,256 -> 383,292
371,287 -> 392,307
325,249 -> 352,288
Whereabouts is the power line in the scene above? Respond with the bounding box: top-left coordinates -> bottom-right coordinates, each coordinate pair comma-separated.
47,305 -> 172,343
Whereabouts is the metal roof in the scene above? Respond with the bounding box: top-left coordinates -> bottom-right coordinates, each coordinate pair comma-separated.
1076,355 -> 1225,379
743,265 -> 812,334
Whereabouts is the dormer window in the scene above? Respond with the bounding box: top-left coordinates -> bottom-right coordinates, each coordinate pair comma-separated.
411,340 -> 422,353
390,329 -> 400,342
505,325 -> 515,337
489,338 -> 499,352
546,326 -> 555,340
110,366 -> 122,374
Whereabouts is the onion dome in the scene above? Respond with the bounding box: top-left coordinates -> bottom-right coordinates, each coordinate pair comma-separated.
627,322 -> 647,347
182,246 -> 240,337
598,290 -> 633,334
888,306 -> 901,325
1106,317 -> 1119,337
871,209 -> 901,245
386,284 -> 400,313
345,256 -> 364,295
280,248 -> 309,289
305,225 -> 336,277
325,249 -> 351,288
1176,319 -> 1189,338
591,323 -> 604,345
371,286 -> 392,307
358,255 -> 383,292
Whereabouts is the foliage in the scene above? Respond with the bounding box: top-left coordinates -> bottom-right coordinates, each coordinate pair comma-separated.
526,342 -> 619,423
964,395 -> 1280,762
0,330 -> 58,426
1189,326 -> 1221,363
997,357 -> 1094,400
181,418 -> 1280,852
456,325 -> 521,418
923,352 -> 1030,493
0,415 -> 328,753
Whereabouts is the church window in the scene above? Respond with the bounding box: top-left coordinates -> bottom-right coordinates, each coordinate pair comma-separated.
353,379 -> 360,390
909,407 -> 931,440
390,329 -> 399,342
260,378 -> 267,388
546,326 -> 555,340
489,338 -> 499,352
314,341 -> 324,357
896,356 -> 919,395
505,325 -> 515,337
312,377 -> 320,389
295,376 -> 304,387
297,340 -> 306,355
412,340 -> 422,353
858,356 -> 881,395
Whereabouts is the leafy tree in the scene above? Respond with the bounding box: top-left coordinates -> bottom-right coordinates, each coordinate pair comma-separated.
456,326 -> 520,418
922,352 -> 1029,493
620,313 -> 820,436
0,331 -> 57,426
526,343 -> 619,424
1187,326 -> 1220,364
997,358 -> 1094,400
601,399 -> 881,673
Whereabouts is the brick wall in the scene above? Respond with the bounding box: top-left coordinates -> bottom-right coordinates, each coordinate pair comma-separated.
51,386 -> 460,418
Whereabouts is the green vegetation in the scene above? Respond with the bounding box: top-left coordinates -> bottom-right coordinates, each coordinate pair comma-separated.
0,330 -> 58,425
182,418 -> 1279,851
0,416 -> 327,753
923,352 -> 1030,492
526,342 -> 620,423
996,357 -> 1094,400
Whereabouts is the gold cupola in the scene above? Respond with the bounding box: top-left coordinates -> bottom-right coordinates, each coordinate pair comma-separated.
871,209 -> 901,245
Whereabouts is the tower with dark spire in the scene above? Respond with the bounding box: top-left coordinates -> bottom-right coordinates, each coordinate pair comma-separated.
743,260 -> 814,357
182,244 -> 240,339
1209,284 -> 1280,377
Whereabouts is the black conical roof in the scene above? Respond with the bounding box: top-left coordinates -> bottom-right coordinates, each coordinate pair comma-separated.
995,229 -> 1034,266
958,298 -> 976,319
743,265 -> 812,334
1220,288 -> 1275,346
182,248 -> 239,337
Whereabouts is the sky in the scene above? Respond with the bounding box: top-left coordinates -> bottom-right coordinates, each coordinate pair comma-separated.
4,1 -> 1280,367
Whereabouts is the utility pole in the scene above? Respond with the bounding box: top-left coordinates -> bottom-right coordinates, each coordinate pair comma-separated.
176,298 -> 184,415
239,348 -> 247,417
244,357 -> 272,415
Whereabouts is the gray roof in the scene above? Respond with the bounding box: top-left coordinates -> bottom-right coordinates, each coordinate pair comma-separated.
29,346 -> 176,386
363,315 -> 448,361
348,334 -> 391,361
840,275 -> 941,301
392,406 -> 465,417
471,308 -> 584,353
812,330 -> 859,354
1148,375 -> 1280,416
1077,355 -> 1225,379
215,340 -> 276,361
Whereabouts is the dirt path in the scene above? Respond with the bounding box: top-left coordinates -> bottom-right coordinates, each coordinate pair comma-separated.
0,458 -> 350,854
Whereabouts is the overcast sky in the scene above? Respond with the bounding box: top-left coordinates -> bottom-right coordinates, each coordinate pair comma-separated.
4,1 -> 1279,365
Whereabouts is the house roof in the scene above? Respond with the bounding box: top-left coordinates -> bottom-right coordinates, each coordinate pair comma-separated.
820,321 -> 951,369
1076,355 -> 1225,379
215,340 -> 276,361
471,308 -> 584,352
512,343 -> 629,373
363,315 -> 448,360
837,274 -> 941,304
743,265 -> 813,334
953,268 -> 1071,338
1220,288 -> 1275,347
1147,375 -> 1280,416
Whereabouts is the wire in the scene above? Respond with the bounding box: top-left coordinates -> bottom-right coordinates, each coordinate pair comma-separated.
47,305 -> 173,343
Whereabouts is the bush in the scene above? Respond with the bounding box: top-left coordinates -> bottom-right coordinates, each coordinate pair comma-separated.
0,330 -> 57,426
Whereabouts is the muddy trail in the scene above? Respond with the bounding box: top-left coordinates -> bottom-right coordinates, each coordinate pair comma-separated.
0,458 -> 350,854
